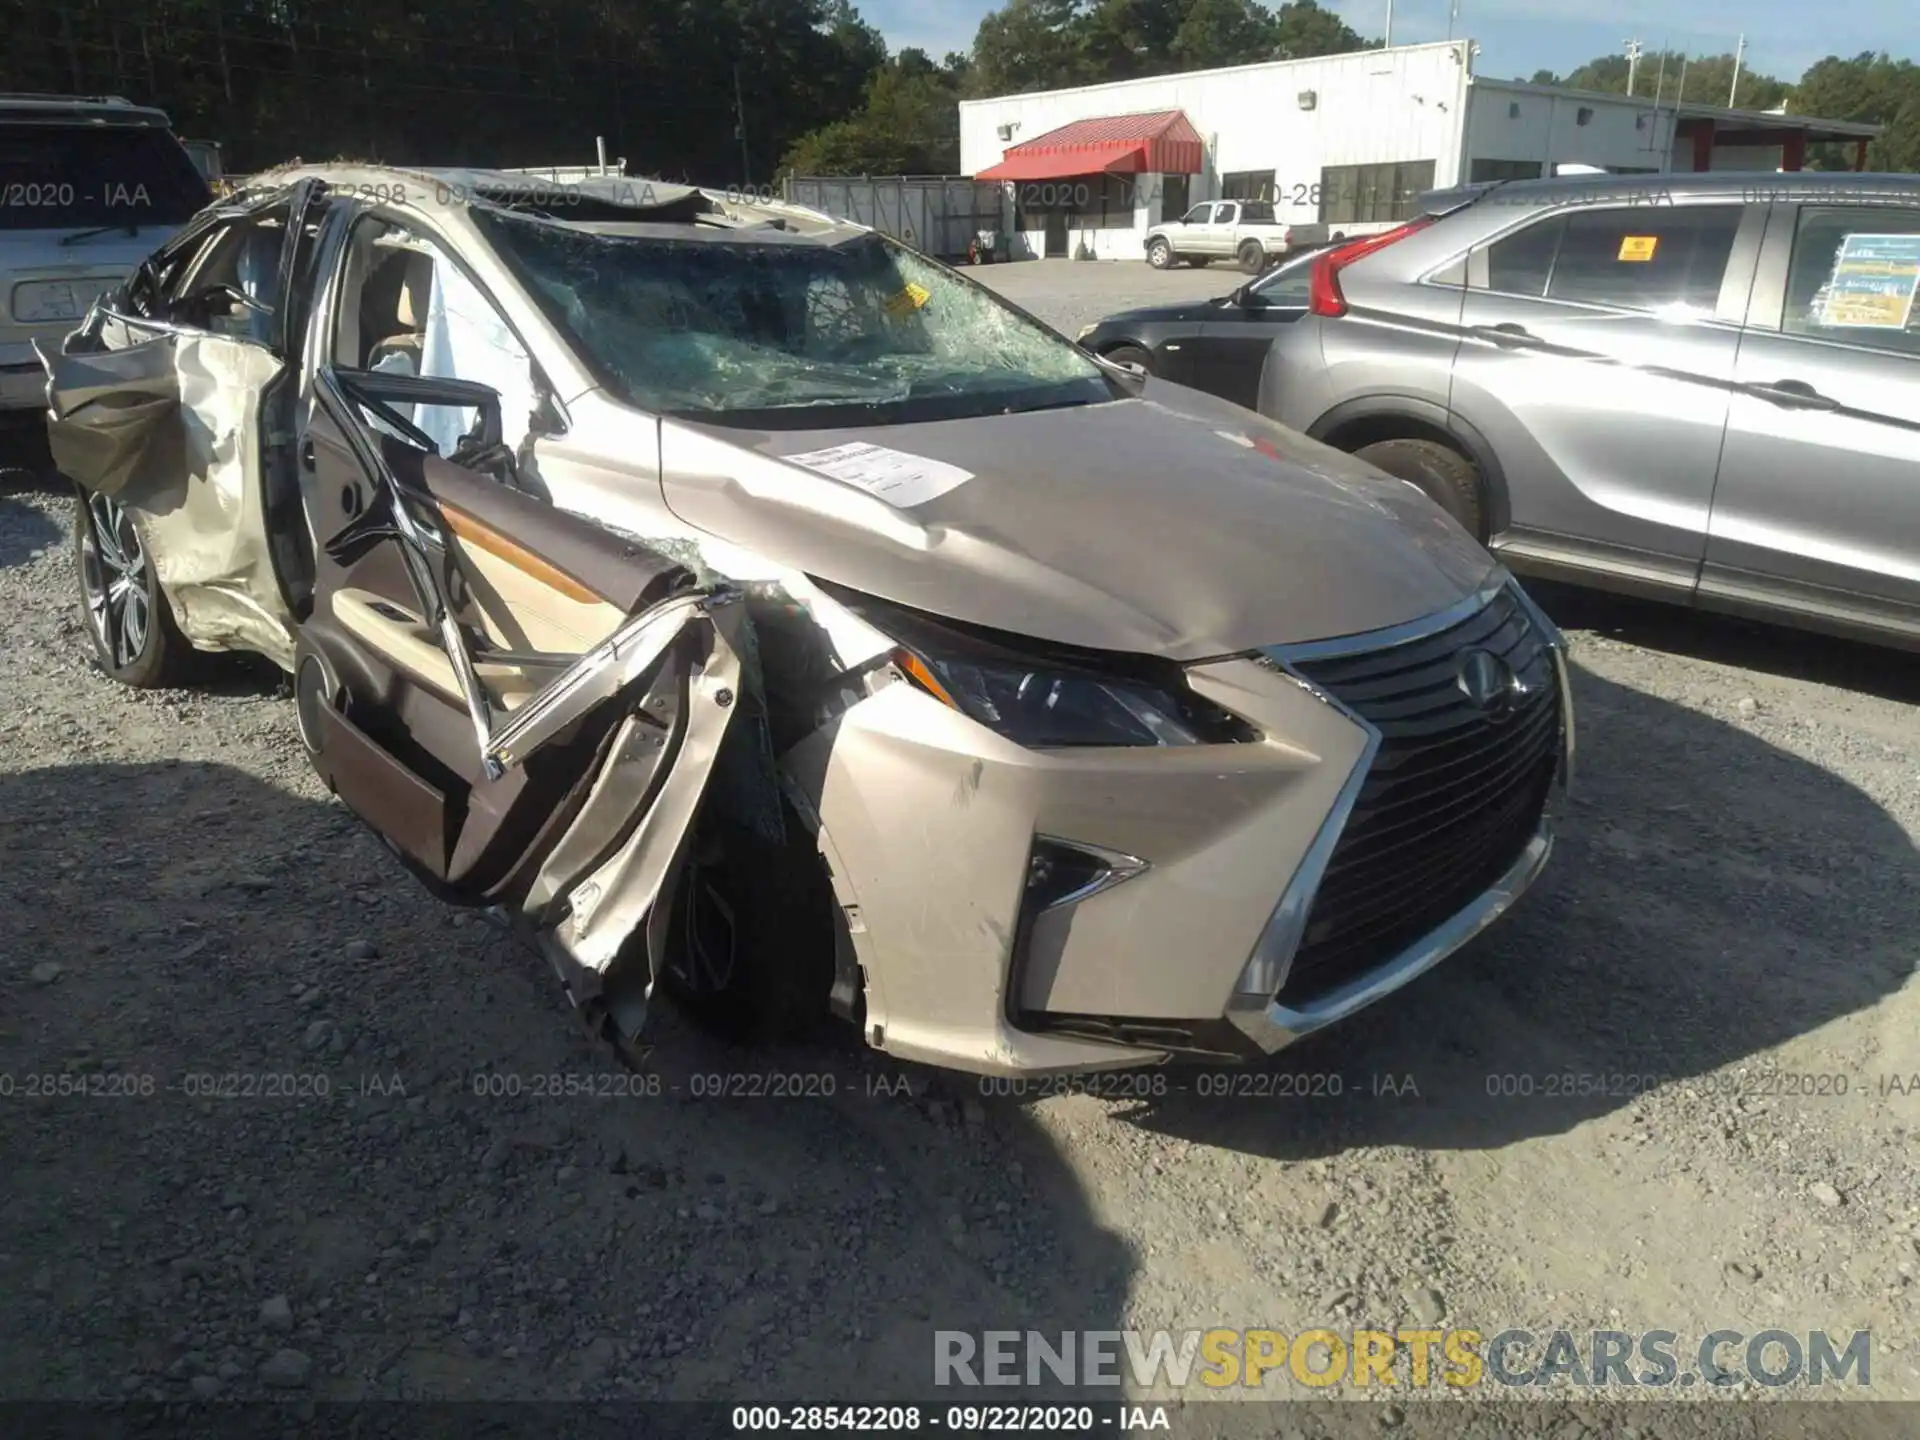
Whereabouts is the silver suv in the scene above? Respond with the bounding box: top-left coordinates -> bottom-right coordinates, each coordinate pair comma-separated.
1,94 -> 210,416
1260,172 -> 1920,651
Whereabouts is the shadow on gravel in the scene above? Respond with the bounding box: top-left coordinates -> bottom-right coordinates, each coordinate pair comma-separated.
1531,579 -> 1920,705
0,760 -> 1131,1403
1117,661 -> 1918,1160
0,493 -> 61,567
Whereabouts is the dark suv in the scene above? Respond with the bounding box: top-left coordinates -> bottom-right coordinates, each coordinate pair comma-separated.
1260,172 -> 1920,651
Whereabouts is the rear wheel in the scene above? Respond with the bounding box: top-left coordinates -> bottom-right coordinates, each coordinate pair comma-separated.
660,809 -> 837,1043
1146,237 -> 1173,269
1102,343 -> 1153,375
1352,438 -> 1487,542
74,487 -> 194,687
1237,240 -> 1266,274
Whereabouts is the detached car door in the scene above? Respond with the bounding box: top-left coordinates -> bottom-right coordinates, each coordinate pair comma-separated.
289,211 -> 745,1044
1703,197 -> 1920,637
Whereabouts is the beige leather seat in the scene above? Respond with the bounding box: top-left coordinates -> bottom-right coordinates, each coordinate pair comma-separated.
366,253 -> 435,373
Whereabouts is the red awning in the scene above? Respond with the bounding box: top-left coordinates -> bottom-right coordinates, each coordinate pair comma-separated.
975,110 -> 1204,181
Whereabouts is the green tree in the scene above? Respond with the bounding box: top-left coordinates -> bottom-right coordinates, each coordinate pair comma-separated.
1793,52 -> 1920,172
1269,0 -> 1371,61
781,56 -> 964,175
968,0 -> 1097,96
1169,0 -> 1277,71
1555,49 -> 1788,109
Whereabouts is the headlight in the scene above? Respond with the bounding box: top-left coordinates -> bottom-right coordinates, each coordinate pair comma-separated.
826,583 -> 1258,748
901,649 -> 1207,746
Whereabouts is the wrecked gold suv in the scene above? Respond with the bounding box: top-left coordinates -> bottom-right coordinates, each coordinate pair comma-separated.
40,165 -> 1573,1077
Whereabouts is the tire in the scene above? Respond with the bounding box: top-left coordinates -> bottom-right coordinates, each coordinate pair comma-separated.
1237,240 -> 1266,274
661,808 -> 838,1043
1146,237 -> 1173,269
1352,438 -> 1487,542
73,486 -> 195,687
1188,256 -> 1212,268
1102,343 -> 1153,375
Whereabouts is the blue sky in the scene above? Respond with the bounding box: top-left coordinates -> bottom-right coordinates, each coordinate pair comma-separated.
865,0 -> 1918,88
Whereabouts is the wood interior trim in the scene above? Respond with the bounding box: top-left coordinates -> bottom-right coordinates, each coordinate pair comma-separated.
439,503 -> 604,606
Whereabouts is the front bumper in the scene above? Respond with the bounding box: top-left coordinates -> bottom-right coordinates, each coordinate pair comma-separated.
787,577 -> 1572,1077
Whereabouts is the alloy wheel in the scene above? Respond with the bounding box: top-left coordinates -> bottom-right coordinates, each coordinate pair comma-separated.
79,492 -> 152,670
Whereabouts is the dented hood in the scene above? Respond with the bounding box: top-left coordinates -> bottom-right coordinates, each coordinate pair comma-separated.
657,381 -> 1496,661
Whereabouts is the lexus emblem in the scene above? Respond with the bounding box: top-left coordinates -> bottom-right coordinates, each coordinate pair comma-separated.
1457,648 -> 1518,713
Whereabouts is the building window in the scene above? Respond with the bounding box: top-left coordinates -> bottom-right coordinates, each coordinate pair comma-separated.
1606,165 -> 1661,174
1469,159 -> 1544,184
1220,170 -> 1276,202
1011,173 -> 1137,232
1319,161 -> 1437,225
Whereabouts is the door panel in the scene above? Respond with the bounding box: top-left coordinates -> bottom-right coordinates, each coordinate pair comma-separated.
1194,306 -> 1307,409
1453,202 -> 1761,590
293,363 -> 742,960
1703,202 -> 1920,635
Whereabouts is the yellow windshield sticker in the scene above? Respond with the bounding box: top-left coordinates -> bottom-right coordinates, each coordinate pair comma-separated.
1618,235 -> 1659,262
885,282 -> 932,315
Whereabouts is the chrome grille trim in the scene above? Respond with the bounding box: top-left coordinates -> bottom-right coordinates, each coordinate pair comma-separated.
1227,571 -> 1566,1052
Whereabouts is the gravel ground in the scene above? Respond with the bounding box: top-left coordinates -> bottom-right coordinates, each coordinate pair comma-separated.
1,259 -> 1916,1424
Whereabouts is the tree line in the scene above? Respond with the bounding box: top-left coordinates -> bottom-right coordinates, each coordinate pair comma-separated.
0,0 -> 1913,180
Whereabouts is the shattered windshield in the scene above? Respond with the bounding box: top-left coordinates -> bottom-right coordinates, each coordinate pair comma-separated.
473,209 -> 1112,424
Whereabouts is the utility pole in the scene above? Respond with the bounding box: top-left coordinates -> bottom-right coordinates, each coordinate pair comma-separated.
733,64 -> 751,187
1625,39 -> 1643,97
1447,0 -> 1459,42
1384,0 -> 1393,48
1729,34 -> 1746,107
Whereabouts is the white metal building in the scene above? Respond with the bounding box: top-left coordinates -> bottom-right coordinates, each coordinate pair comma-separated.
959,42 -> 1880,260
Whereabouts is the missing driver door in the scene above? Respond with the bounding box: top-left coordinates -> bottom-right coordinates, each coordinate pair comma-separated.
293,361 -> 744,1029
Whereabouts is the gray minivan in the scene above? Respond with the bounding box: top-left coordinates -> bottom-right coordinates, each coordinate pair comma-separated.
1,95 -> 210,417
1260,172 -> 1920,651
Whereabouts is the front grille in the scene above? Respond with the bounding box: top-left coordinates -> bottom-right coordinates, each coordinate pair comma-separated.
1279,586 -> 1560,1006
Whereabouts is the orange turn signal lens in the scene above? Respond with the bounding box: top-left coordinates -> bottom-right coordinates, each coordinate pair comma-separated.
893,648 -> 959,710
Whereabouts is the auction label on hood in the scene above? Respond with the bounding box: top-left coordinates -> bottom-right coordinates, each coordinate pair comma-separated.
783,441 -> 973,508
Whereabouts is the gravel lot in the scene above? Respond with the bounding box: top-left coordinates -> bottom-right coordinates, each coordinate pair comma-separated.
1,257 -> 1916,1425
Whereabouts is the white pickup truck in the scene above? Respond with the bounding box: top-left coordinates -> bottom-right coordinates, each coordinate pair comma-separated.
1144,199 -> 1330,273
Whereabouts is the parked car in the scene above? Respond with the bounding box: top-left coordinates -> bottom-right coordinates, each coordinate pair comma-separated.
1,94 -> 210,420
1260,171 -> 1920,651
1075,247 -> 1316,408
1144,199 -> 1328,273
40,164 -> 1572,1077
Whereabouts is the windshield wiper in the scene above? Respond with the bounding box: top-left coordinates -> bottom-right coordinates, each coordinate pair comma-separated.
60,223 -> 140,248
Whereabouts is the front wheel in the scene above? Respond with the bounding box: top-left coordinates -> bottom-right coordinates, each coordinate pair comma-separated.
1351,438 -> 1487,542
1145,237 -> 1173,269
74,487 -> 194,687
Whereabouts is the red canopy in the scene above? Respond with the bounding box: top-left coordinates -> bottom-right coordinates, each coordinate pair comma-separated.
975,110 -> 1204,181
